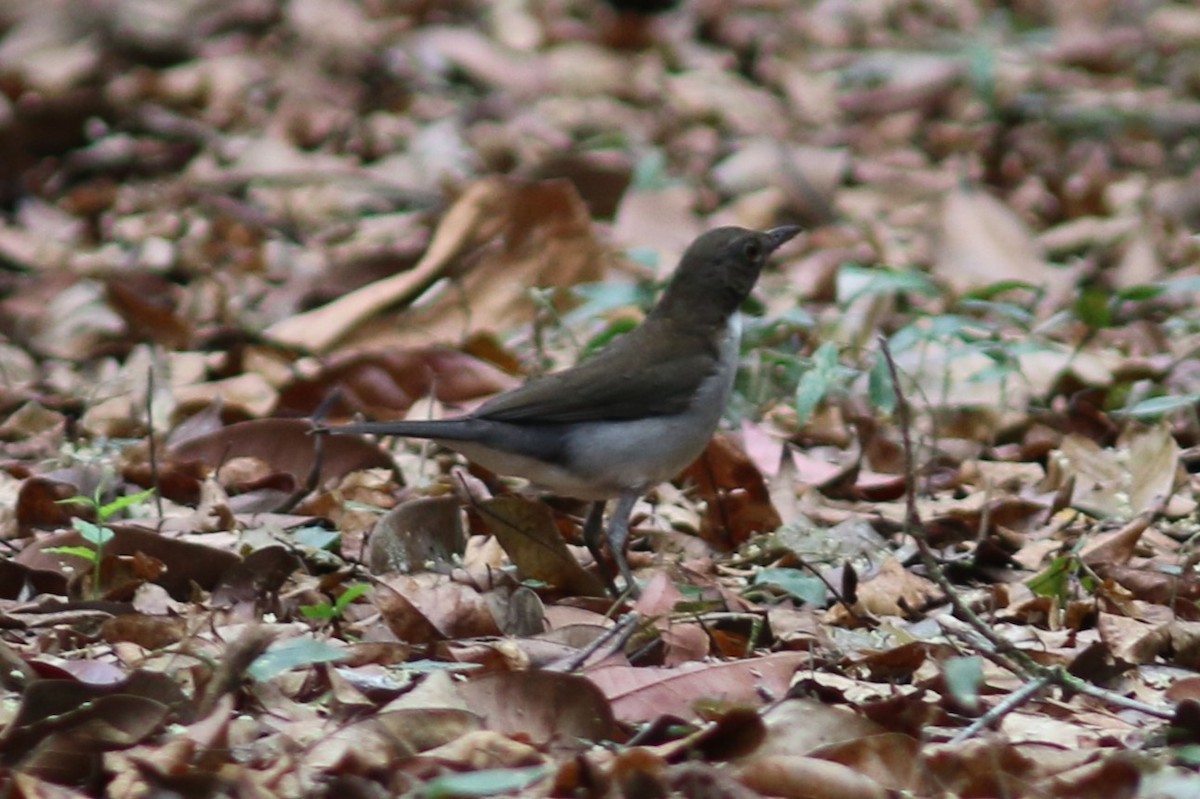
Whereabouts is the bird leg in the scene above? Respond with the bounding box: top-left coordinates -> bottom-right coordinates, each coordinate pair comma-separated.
606,490 -> 640,596
581,500 -> 617,595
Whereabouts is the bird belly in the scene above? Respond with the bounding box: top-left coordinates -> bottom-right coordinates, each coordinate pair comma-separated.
444,407 -> 722,500
440,438 -> 622,501
556,321 -> 740,496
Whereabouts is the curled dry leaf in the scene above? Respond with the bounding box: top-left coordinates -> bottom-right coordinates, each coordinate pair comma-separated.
806,732 -> 923,793
736,754 -> 888,799
751,698 -> 892,760
266,177 -> 604,353
824,558 -> 939,622
585,651 -> 807,723
477,495 -> 608,598
367,495 -> 465,575
414,728 -> 543,772
0,670 -> 189,784
277,345 -> 519,420
456,671 -> 617,746
168,417 -> 393,487
680,434 -> 782,552
374,573 -> 503,642
16,523 -> 240,600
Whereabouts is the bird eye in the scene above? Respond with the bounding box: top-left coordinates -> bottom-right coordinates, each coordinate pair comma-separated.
743,240 -> 762,259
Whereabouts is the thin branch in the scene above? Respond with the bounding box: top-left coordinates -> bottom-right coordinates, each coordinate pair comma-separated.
879,337 -> 1036,678
146,363 -> 164,520
549,612 -> 642,673
878,337 -> 1178,734
1058,669 -> 1175,721
950,672 -> 1054,745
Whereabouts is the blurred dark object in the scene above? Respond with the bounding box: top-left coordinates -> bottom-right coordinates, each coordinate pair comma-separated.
599,0 -> 681,48
603,0 -> 679,12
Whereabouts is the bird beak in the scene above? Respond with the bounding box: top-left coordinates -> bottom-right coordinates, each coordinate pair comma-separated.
765,225 -> 803,252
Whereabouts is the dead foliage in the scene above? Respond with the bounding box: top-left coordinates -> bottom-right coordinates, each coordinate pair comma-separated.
2,0 -> 1200,796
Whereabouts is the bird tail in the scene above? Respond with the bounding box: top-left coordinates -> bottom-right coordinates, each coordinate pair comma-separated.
314,419 -> 479,442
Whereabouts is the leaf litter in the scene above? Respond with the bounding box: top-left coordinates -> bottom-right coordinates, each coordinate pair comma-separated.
3,1 -> 1200,796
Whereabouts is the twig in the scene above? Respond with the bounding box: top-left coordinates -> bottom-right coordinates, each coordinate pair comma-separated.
549,612 -> 642,673
1058,669 -> 1175,720
937,616 -> 1035,682
797,556 -> 868,625
950,672 -> 1054,744
146,364 -> 164,519
279,391 -> 345,514
878,338 -> 1178,733
879,337 -> 1036,677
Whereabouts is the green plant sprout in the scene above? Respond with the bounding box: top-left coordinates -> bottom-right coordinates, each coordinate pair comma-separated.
1027,539 -> 1096,604
46,486 -> 156,597
300,583 -> 369,622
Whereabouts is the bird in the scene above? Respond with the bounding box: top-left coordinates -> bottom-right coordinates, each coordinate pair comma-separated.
318,225 -> 802,594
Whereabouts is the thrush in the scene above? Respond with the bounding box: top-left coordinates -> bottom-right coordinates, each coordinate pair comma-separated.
320,225 -> 801,593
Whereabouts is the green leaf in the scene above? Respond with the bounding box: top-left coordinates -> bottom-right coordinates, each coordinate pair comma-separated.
753,568 -> 827,606
887,323 -> 927,354
1114,284 -> 1165,302
45,545 -> 99,562
334,583 -> 369,612
1119,394 -> 1200,419
1073,288 -> 1111,329
836,264 -> 939,305
1028,554 -> 1075,600
928,314 -> 976,338
247,637 -> 348,681
943,656 -> 983,711
868,354 -> 896,414
957,299 -> 1034,327
97,487 -> 156,521
964,41 -> 997,108
292,527 -> 341,551
425,766 -> 551,798
795,370 -> 832,426
794,343 -> 841,424
966,362 -> 1018,384
56,495 -> 98,510
774,306 -> 816,329
300,604 -> 335,620
813,340 -> 839,372
624,247 -> 660,269
1172,743 -> 1200,766
565,280 -> 657,336
584,317 -> 639,354
960,280 -> 1038,301
631,149 -> 670,191
568,281 -> 653,320
888,315 -> 975,354
72,518 -> 114,547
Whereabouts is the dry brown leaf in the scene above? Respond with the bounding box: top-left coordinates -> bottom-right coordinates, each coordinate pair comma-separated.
736,754 -> 888,799
265,179 -> 510,351
477,495 -> 608,597
267,178 -> 604,352
366,496 -> 465,576
827,558 -> 939,620
456,671 -> 617,745
585,652 -> 806,723
374,573 -> 502,641
935,187 -> 1063,302
168,417 -> 393,487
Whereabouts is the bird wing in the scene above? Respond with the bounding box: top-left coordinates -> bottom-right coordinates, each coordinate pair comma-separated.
475,323 -> 720,423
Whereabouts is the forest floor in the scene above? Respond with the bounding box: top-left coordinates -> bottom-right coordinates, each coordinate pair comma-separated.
3,1 -> 1200,796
